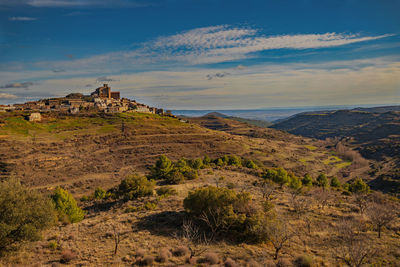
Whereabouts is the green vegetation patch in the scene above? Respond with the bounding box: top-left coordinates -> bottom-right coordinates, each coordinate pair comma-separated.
335,161 -> 352,169
304,145 -> 317,150
323,156 -> 342,165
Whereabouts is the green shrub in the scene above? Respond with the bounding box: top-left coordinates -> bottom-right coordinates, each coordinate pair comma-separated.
302,174 -> 313,187
330,177 -> 341,188
149,155 -> 174,179
263,168 -> 289,187
203,155 -> 212,165
348,178 -> 369,193
183,186 -> 270,243
191,158 -> 203,169
52,187 -> 85,223
48,240 -> 58,250
165,169 -> 185,184
144,201 -> 158,210
156,186 -> 177,196
94,187 -> 106,199
0,178 -> 57,251
117,174 -> 155,200
316,173 -> 329,188
228,155 -> 242,167
216,158 -> 224,167
288,174 -> 302,190
183,169 -> 198,180
245,159 -> 258,169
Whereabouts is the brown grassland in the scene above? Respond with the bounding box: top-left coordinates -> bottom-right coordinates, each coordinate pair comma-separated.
0,111 -> 399,266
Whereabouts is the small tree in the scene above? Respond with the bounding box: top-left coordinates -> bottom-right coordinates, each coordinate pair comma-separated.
117,174 -> 155,200
366,202 -> 398,238
316,173 -> 329,189
288,174 -> 302,190
302,174 -> 313,187
228,155 -> 242,167
348,178 -> 369,194
330,177 -> 341,188
191,158 -> 203,169
266,219 -> 295,260
0,178 -> 56,252
203,155 -> 211,166
149,155 -> 174,179
245,160 -> 258,169
94,187 -> 106,199
52,187 -> 85,223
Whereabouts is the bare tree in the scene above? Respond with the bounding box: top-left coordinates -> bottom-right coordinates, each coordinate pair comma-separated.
335,218 -> 376,267
311,188 -> 331,210
260,180 -> 276,200
366,202 -> 398,238
112,225 -> 121,255
178,219 -> 210,260
353,192 -> 370,214
266,220 -> 295,260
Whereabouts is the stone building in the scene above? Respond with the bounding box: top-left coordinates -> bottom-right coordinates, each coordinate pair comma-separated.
91,84 -> 120,100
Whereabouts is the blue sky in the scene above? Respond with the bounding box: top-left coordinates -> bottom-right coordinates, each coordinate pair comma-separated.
0,0 -> 399,108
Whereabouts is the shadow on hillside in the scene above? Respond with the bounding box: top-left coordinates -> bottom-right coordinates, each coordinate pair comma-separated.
84,199 -> 124,213
134,211 -> 186,237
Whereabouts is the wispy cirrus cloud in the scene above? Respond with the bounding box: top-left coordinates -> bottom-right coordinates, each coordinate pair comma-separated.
9,16 -> 37,21
6,25 -> 391,75
149,25 -> 393,64
0,82 -> 34,89
1,0 -> 156,8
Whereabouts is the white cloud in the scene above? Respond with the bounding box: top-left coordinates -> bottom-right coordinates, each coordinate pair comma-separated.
0,93 -> 18,99
5,57 -> 398,109
9,16 -> 37,21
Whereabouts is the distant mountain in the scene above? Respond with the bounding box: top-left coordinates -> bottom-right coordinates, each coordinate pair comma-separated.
202,112 -> 272,128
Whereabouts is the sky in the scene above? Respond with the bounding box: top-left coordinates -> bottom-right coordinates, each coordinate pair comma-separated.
0,0 -> 399,109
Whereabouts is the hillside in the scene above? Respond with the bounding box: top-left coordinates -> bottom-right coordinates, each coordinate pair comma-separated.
1,111 -> 399,267
271,107 -> 400,195
0,111 -> 367,196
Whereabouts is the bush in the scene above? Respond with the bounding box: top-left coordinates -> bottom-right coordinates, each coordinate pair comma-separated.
117,174 -> 155,200
142,255 -> 154,265
149,155 -> 174,179
48,240 -> 58,250
0,178 -> 57,251
173,246 -> 190,256
184,186 -> 270,242
245,159 -> 258,169
156,186 -> 177,196
348,178 -> 370,193
288,174 -> 302,190
157,248 -> 172,263
52,187 -> 85,223
94,187 -> 106,199
302,174 -> 313,187
228,155 -> 242,167
294,255 -> 314,267
191,158 -> 203,169
224,257 -> 237,267
263,168 -> 289,187
60,249 -> 77,263
330,177 -> 341,188
204,252 -> 219,264
165,169 -> 185,184
203,155 -> 212,165
316,173 -> 329,188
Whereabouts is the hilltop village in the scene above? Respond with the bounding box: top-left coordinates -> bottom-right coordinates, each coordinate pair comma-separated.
0,84 -> 165,115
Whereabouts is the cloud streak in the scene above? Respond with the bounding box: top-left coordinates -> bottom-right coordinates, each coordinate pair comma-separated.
0,93 -> 18,99
9,16 -> 37,21
0,82 -> 34,89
